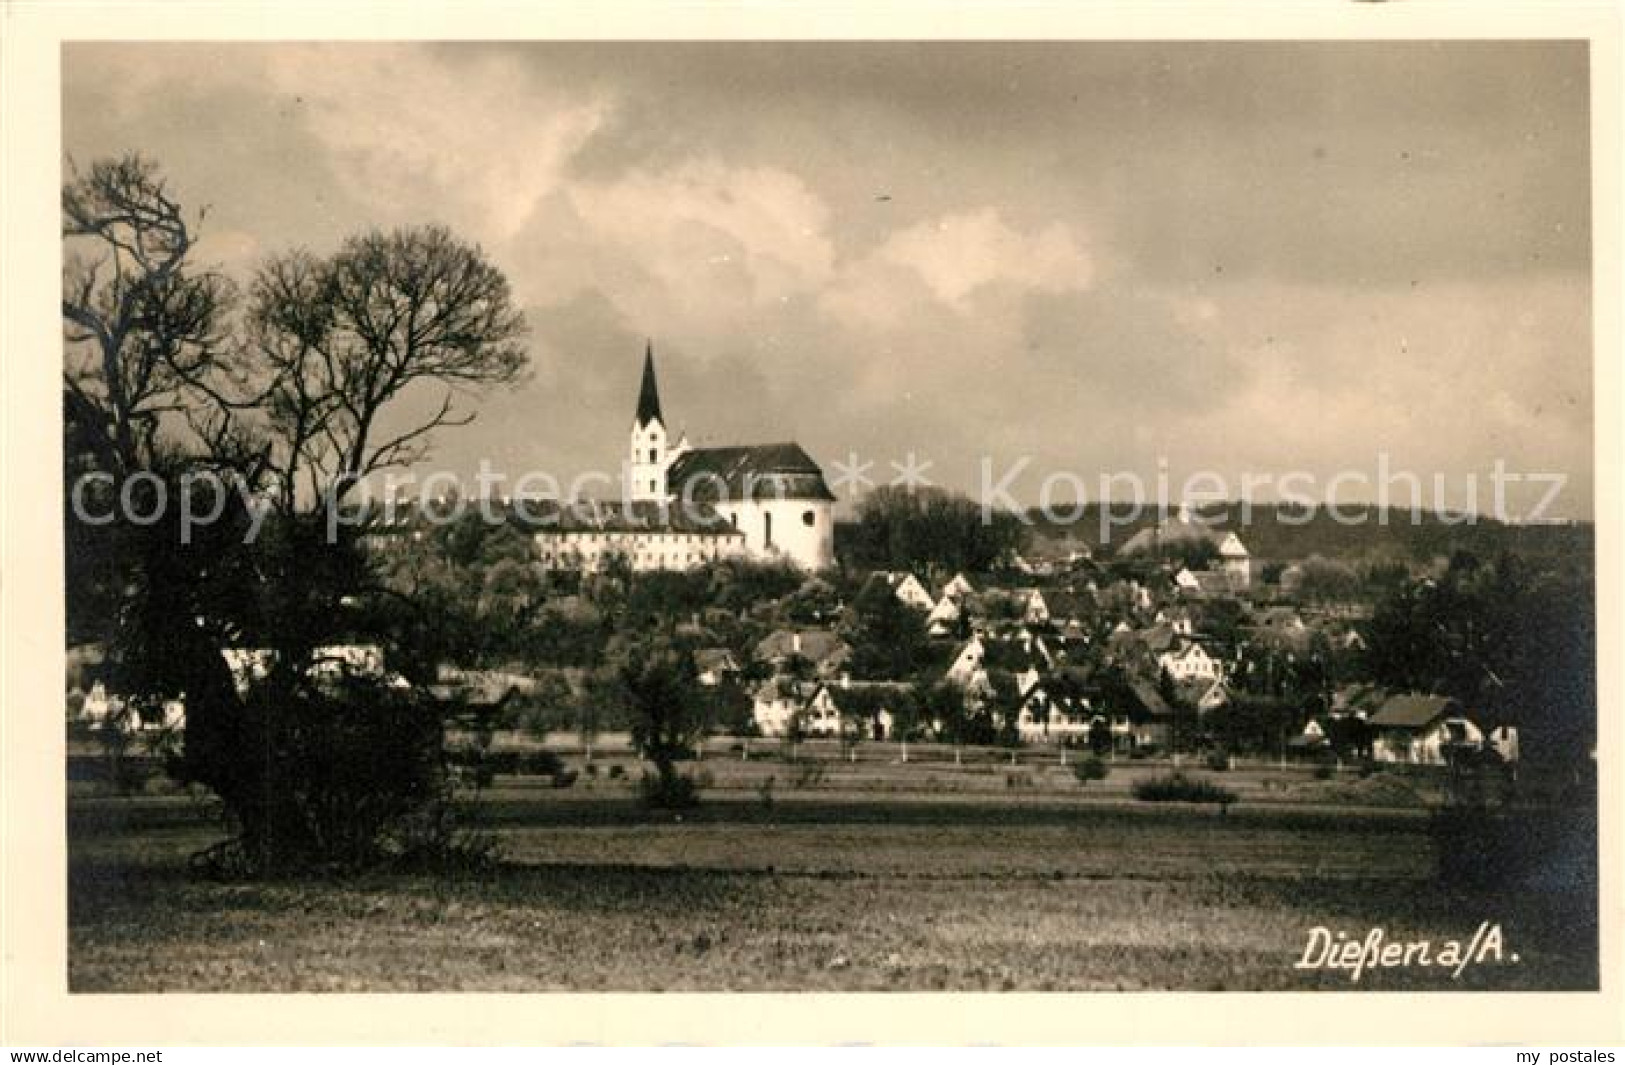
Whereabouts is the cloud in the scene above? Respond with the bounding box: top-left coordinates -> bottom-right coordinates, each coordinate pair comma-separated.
871,209 -> 1092,304
566,159 -> 835,306
59,41 -> 1595,517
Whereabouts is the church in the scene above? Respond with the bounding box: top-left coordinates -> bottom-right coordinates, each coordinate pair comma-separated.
531,344 -> 836,573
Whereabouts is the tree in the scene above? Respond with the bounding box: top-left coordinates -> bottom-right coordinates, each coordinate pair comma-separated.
62,156 -> 532,871
62,154 -> 238,483
1156,537 -> 1219,572
518,672 -> 573,742
622,640 -> 707,807
373,510 -> 548,669
844,485 -> 1028,575
986,669 -> 1024,748
61,156 -> 250,658
575,667 -> 626,760
707,680 -> 757,739
1292,555 -> 1361,604
1158,667 -> 1196,755
847,577 -> 930,681
1363,555 -> 1595,767
248,224 -> 527,514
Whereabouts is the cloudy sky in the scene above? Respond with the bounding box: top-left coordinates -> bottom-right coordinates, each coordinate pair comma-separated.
63,41 -> 1593,519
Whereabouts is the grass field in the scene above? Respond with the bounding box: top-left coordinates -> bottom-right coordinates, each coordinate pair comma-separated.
67,754 -> 1598,993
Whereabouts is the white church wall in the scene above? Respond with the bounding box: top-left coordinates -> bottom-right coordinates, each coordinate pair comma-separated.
715,497 -> 834,571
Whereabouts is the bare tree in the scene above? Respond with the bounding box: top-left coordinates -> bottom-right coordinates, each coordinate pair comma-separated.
61,154 -> 239,478
248,225 -> 528,513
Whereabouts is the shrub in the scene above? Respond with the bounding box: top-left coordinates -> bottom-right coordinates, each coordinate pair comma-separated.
608,764 -> 626,780
1313,763 -> 1336,781
1133,771 -> 1237,807
639,769 -> 701,810
1072,755 -> 1110,786
520,749 -> 565,777
1205,751 -> 1230,772
181,674 -> 461,874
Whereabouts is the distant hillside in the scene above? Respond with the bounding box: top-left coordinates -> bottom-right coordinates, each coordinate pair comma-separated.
1024,503 -> 1594,569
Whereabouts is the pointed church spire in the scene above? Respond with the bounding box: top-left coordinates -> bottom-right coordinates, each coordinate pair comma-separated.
635,340 -> 663,427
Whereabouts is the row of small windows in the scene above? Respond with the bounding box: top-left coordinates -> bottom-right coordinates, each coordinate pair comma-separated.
545,532 -> 729,544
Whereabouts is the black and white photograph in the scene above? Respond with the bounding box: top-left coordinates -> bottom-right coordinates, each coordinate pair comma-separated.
4,6 -> 1620,1045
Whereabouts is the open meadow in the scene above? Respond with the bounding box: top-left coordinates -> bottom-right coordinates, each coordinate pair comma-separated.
67,745 -> 1598,993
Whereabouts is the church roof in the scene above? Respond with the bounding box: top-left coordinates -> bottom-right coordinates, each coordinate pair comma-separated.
635,342 -> 663,427
667,442 -> 836,503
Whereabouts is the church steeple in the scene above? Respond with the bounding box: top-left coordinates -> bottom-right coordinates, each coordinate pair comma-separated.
635,341 -> 663,428
628,341 -> 671,503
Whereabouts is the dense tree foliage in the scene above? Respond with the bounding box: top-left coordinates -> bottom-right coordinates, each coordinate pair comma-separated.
845,578 -> 934,681
841,486 -> 1028,577
1363,552 -> 1595,765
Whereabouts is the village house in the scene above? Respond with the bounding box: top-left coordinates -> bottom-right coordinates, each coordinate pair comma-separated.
940,572 -> 975,601
753,627 -> 853,680
1368,694 -> 1485,765
1117,678 -> 1175,751
875,571 -> 936,612
752,677 -> 844,738
1174,566 -> 1236,600
693,648 -> 742,688
427,668 -> 540,720
1157,640 -> 1224,684
925,594 -> 965,638
1218,532 -> 1252,589
221,644 -> 406,697
1014,677 -> 1096,744
1173,675 -> 1229,715
75,681 -> 185,733
944,635 -> 987,687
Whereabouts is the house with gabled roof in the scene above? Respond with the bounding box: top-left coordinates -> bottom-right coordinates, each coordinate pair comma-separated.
1368,694 -> 1484,765
752,677 -> 846,738
694,648 -> 742,688
754,627 -> 852,679
874,571 -> 936,612
944,635 -> 987,686
1015,678 -> 1096,743
1017,588 -> 1050,625
926,594 -> 965,638
1120,678 -> 1175,750
1157,640 -> 1223,684
1217,532 -> 1251,588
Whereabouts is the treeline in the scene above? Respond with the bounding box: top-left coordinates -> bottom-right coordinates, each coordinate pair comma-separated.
1028,502 -> 1592,569
1363,551 -> 1596,764
837,485 -> 1029,577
